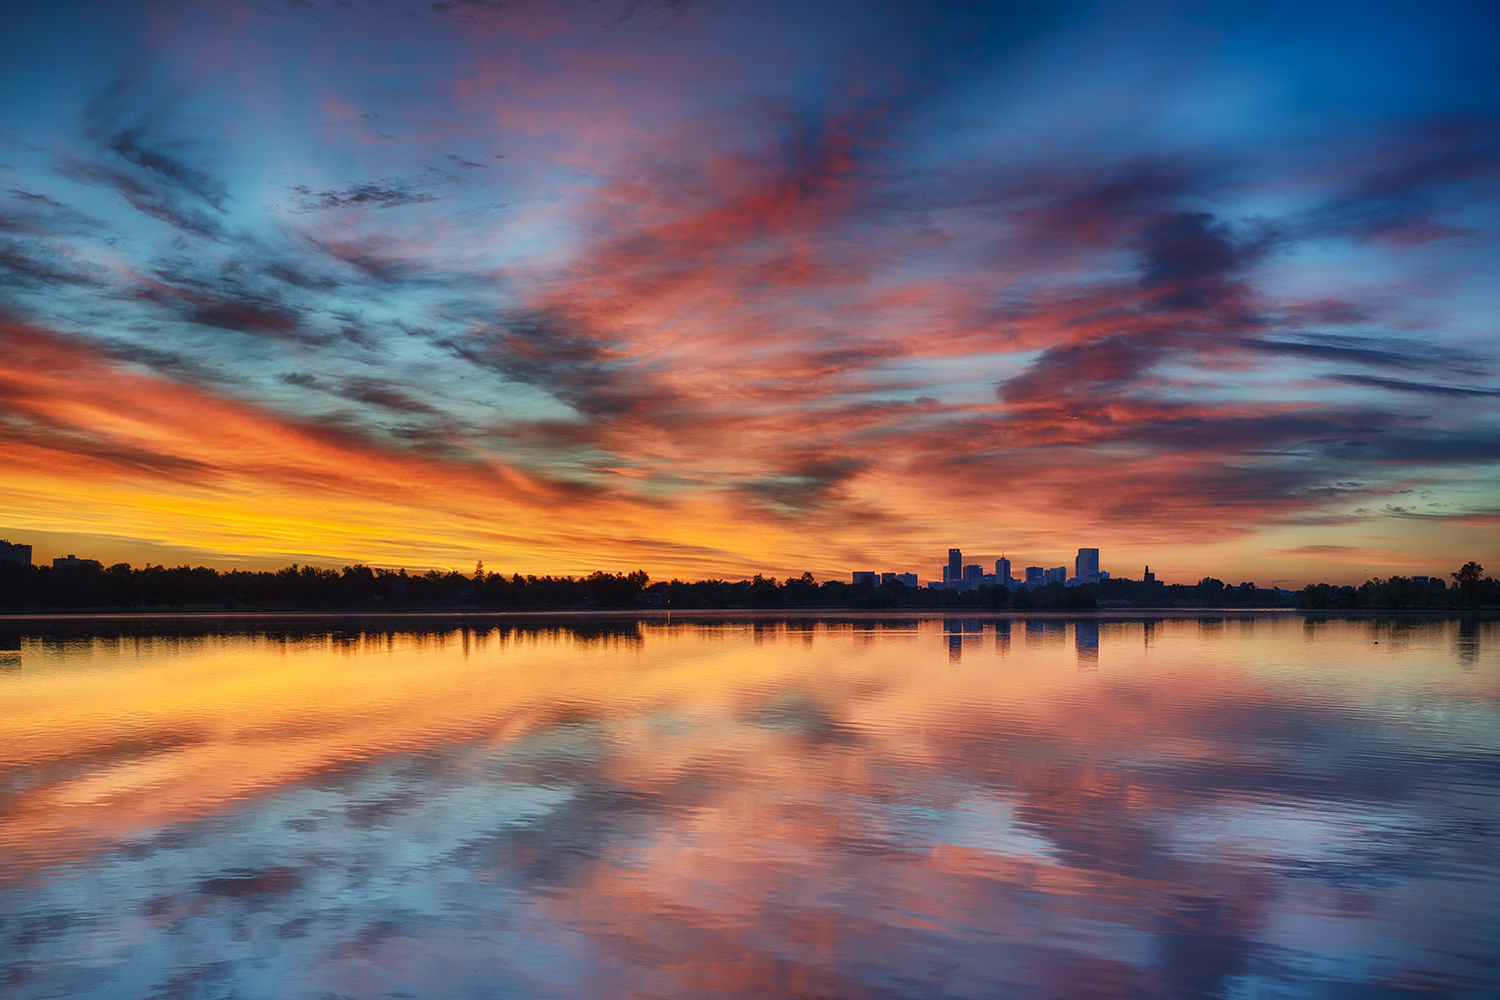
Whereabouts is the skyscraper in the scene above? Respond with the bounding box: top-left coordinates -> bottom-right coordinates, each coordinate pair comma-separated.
995,557 -> 1011,585
945,548 -> 962,583
1075,548 -> 1100,584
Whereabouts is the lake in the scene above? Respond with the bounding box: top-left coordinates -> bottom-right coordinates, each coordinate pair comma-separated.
1,613 -> 1495,999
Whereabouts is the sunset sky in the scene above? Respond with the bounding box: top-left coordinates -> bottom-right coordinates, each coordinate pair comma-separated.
1,0 -> 1496,585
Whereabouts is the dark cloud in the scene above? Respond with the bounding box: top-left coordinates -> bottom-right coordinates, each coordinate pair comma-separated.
103,127 -> 226,211
60,160 -> 224,238
998,334 -> 1167,403
1302,119 -> 1499,245
1322,373 -> 1500,398
742,452 -> 869,510
278,370 -> 441,415
1234,335 -> 1485,377
290,182 -> 438,211
100,340 -> 248,385
1132,210 -> 1277,318
0,239 -> 105,289
262,259 -> 339,291
2,189 -> 103,235
0,417 -> 220,483
131,276 -> 304,339
71,78 -> 230,237
308,237 -> 422,284
439,310 -> 670,423
339,376 -> 441,414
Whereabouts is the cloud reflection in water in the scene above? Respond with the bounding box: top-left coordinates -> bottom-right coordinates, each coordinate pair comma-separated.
0,615 -> 1495,999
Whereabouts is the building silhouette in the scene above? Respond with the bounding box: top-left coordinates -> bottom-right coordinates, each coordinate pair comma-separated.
1075,548 -> 1100,584
0,540 -> 31,566
53,554 -> 103,570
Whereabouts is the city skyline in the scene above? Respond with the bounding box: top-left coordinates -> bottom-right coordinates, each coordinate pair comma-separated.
0,531 -> 1463,592
1,1 -> 1496,587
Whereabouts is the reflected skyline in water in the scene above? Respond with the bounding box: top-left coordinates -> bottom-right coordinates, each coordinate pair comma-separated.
1,613 -> 1496,999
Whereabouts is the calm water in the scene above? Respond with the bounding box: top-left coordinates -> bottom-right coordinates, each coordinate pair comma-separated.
1,613 -> 1496,999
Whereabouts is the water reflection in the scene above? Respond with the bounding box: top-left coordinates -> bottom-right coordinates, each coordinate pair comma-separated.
1458,615 -> 1482,667
0,613 -> 1496,999
1075,619 -> 1100,668
944,617 -> 984,661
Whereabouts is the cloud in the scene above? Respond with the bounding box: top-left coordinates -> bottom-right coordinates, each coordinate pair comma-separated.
437,310 -> 673,423
1301,119 -> 1499,245
130,271 -> 306,340
61,162 -> 221,238
290,182 -> 439,211
102,126 -> 226,211
1321,374 -> 1500,398
64,76 -> 231,238
280,371 -> 443,414
0,238 -> 107,289
1235,336 -> 1485,377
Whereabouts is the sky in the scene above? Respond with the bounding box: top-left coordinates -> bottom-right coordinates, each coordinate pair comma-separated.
1,0 -> 1496,586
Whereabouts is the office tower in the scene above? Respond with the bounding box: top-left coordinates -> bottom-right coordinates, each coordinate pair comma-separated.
995,557 -> 1011,585
896,573 -> 918,587
1025,566 -> 1044,585
1044,566 -> 1066,585
852,572 -> 876,584
0,540 -> 31,566
945,548 -> 962,583
963,564 -> 982,581
1075,548 -> 1100,584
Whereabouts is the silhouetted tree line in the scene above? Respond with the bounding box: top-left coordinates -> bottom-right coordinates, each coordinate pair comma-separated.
0,561 -> 651,611
0,559 -> 1492,612
1295,562 -> 1495,610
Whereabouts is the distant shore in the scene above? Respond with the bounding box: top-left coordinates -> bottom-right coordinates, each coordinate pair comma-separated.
2,606 -> 1492,621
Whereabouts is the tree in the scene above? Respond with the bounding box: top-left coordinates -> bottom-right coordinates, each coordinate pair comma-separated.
1452,562 -> 1485,607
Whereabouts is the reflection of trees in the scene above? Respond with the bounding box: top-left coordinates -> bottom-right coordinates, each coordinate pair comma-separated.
1457,615 -> 1481,667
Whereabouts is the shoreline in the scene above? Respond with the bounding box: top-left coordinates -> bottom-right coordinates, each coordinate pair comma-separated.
1,607 -> 1493,623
